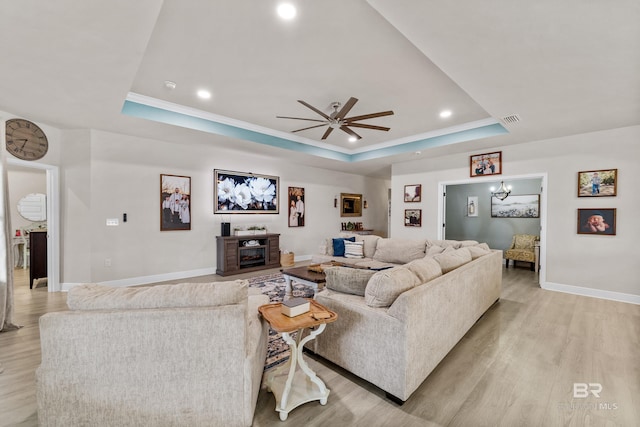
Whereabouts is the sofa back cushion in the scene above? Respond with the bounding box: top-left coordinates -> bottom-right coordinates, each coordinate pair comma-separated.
67,280 -> 247,311
373,239 -> 426,264
325,266 -> 377,296
467,243 -> 492,259
405,257 -> 443,283
432,247 -> 473,273
365,266 -> 421,307
359,235 -> 382,258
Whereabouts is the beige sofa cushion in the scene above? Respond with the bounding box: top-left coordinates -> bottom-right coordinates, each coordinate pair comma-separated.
373,239 -> 426,264
359,235 -> 382,258
405,257 -> 443,283
325,266 -> 377,296
433,247 -> 473,273
365,267 -> 421,307
467,243 -> 492,259
67,281 -> 247,311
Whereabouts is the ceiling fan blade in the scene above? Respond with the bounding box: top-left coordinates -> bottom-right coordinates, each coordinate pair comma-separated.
334,97 -> 358,120
345,110 -> 394,122
339,126 -> 362,140
346,123 -> 391,131
276,116 -> 327,123
298,100 -> 330,120
320,127 -> 335,140
292,123 -> 329,133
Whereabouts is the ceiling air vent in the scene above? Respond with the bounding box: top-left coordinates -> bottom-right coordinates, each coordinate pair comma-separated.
501,114 -> 521,125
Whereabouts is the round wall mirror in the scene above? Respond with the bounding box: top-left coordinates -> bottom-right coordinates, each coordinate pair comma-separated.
17,193 -> 47,222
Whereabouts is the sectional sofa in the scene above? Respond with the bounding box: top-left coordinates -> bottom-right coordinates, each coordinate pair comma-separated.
308,234 -> 502,403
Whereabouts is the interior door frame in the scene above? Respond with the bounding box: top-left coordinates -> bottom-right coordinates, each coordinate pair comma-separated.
7,157 -> 60,292
438,172 -> 547,285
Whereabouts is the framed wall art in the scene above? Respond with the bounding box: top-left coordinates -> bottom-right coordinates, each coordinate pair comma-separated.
467,196 -> 478,217
577,208 -> 616,235
214,169 -> 279,214
491,194 -> 540,218
288,186 -> 305,227
577,169 -> 617,197
161,174 -> 191,231
404,209 -> 422,227
470,151 -> 502,177
404,184 -> 421,202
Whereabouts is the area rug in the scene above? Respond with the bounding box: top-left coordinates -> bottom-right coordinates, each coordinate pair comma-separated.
247,273 -> 315,371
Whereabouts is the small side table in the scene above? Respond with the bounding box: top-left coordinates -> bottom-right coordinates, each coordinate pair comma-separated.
258,300 -> 338,421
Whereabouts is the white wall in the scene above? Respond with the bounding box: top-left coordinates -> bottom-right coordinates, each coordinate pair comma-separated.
59,130 -> 389,285
391,125 -> 640,301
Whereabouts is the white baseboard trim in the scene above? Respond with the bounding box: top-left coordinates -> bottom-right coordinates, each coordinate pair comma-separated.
542,281 -> 640,305
59,257 -> 317,292
61,267 -> 219,291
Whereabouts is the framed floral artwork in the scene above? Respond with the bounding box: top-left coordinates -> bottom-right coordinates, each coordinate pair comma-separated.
214,169 -> 279,214
491,194 -> 540,218
161,174 -> 191,231
470,151 -> 502,177
577,169 -> 617,197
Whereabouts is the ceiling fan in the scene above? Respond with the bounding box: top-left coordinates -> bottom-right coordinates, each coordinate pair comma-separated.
277,97 -> 394,140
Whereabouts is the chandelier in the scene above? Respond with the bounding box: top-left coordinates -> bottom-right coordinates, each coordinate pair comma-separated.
491,181 -> 512,200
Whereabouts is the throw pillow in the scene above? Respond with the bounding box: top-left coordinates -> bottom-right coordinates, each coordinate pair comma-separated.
365,266 -> 421,308
67,280 -> 247,311
433,247 -> 472,273
324,266 -> 376,296
344,241 -> 365,258
373,238 -> 426,264
405,257 -> 443,283
332,236 -> 356,257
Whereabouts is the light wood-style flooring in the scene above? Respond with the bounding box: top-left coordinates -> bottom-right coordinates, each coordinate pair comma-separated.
1,266 -> 638,426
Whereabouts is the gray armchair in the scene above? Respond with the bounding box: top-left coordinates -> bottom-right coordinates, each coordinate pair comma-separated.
37,280 -> 269,427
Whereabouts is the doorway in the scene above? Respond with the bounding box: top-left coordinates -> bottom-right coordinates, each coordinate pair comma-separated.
438,173 -> 547,284
7,158 -> 60,292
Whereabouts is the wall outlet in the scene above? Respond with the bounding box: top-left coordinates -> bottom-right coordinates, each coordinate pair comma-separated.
106,218 -> 119,226
104,258 -> 112,267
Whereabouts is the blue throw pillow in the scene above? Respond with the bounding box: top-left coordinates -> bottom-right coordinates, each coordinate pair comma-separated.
332,237 -> 356,257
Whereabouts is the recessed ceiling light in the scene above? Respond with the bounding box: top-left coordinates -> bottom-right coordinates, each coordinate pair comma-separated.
348,136 -> 357,143
439,110 -> 452,118
164,80 -> 176,90
277,3 -> 296,20
197,89 -> 212,100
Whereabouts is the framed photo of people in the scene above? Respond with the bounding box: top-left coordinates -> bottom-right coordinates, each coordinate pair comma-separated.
577,208 -> 616,235
404,209 -> 422,227
161,174 -> 191,231
288,186 -> 305,227
404,184 -> 421,202
577,169 -> 617,197
470,151 -> 502,177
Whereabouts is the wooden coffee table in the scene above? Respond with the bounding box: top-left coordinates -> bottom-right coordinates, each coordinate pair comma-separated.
259,300 -> 338,421
280,265 -> 327,300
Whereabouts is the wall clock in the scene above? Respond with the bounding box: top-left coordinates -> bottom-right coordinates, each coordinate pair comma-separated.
5,118 -> 49,161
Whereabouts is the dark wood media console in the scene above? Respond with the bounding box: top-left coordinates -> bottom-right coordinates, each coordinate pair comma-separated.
216,233 -> 280,276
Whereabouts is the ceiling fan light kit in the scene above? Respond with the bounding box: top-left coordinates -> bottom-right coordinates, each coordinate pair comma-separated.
277,97 -> 393,141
